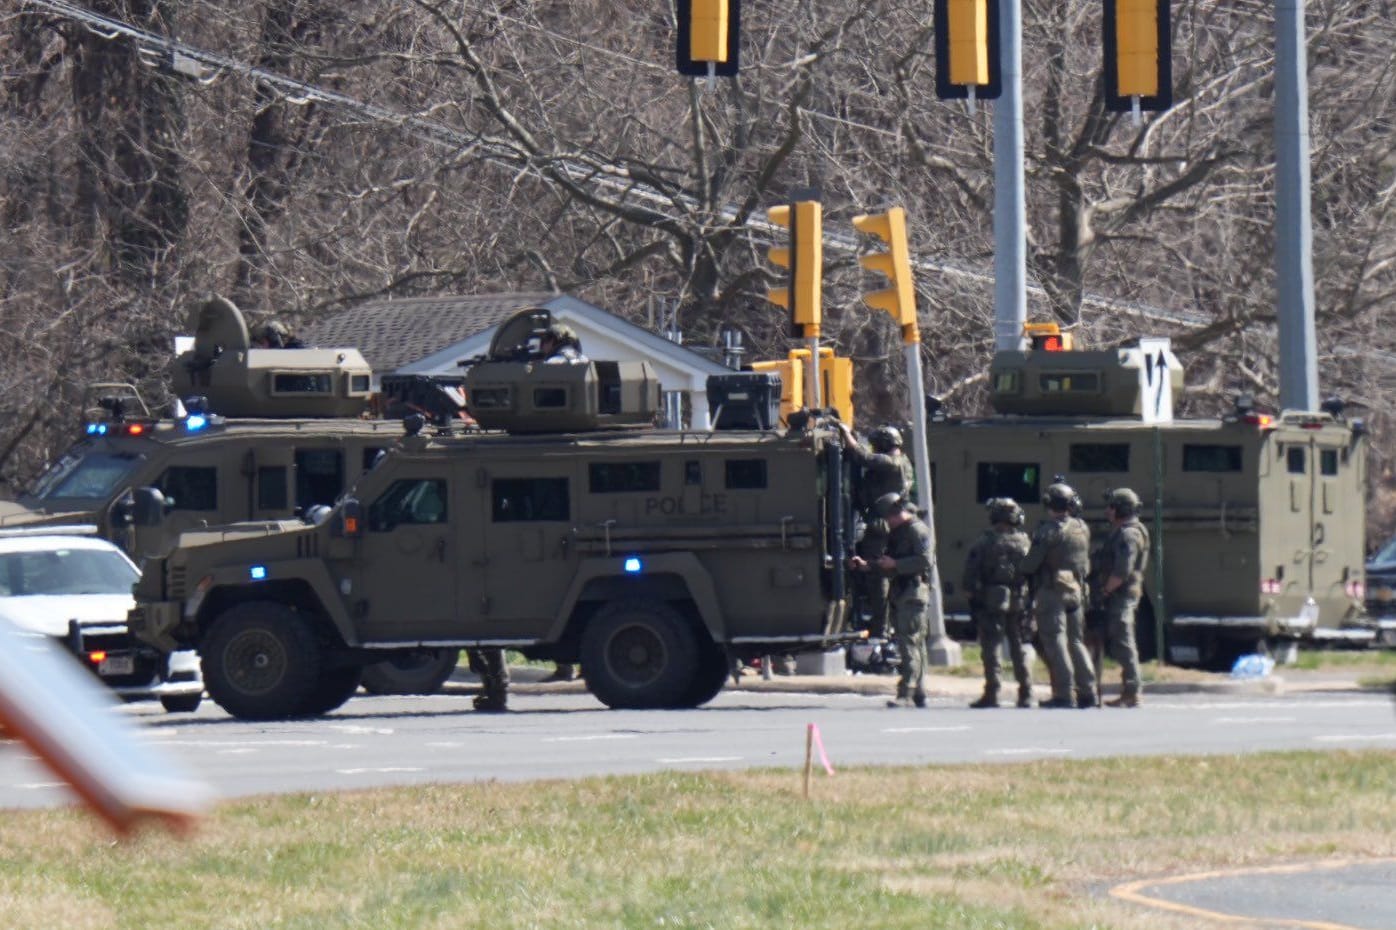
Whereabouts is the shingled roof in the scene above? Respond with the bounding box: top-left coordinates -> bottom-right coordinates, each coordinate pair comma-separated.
299,293 -> 557,373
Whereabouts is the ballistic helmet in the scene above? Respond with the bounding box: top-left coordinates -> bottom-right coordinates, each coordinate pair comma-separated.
869,425 -> 903,453
254,320 -> 290,346
1043,482 -> 1077,512
987,497 -> 1024,527
873,492 -> 910,520
544,322 -> 578,345
1106,487 -> 1142,517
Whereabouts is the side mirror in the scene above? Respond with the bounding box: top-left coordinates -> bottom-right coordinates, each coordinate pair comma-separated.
334,498 -> 363,538
131,488 -> 167,527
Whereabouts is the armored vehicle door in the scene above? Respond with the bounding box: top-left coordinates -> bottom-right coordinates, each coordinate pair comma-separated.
349,462 -> 460,641
149,452 -> 225,539
1267,425 -> 1362,606
468,459 -> 577,638
243,447 -> 296,521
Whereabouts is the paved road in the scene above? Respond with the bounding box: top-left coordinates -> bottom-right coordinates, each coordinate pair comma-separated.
3,686 -> 1392,809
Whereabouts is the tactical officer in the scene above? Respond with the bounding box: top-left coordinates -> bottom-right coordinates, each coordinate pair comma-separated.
467,648 -> 509,712
963,497 -> 1033,708
251,319 -> 304,349
1099,488 -> 1150,707
850,492 -> 931,708
537,323 -> 587,364
839,422 -> 915,641
1019,481 -> 1097,708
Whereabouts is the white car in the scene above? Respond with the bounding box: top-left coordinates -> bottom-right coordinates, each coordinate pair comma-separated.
0,529 -> 202,713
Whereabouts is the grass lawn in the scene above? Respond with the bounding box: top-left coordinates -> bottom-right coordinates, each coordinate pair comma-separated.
2,750 -> 1394,929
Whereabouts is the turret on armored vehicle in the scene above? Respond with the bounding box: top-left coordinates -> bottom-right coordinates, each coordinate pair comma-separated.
127,308 -> 856,719
928,324 -> 1369,668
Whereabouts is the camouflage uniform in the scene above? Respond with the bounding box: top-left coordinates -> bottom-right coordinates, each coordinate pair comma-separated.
1020,495 -> 1096,707
1099,495 -> 1150,704
963,514 -> 1032,707
847,430 -> 914,640
467,648 -> 509,711
878,496 -> 932,707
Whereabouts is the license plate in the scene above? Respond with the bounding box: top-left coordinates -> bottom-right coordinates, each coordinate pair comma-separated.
99,655 -> 135,677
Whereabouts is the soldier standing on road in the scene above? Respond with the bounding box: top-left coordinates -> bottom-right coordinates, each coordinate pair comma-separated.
839,422 -> 914,643
1099,488 -> 1151,707
467,648 -> 509,712
1019,482 -> 1097,708
851,493 -> 931,709
963,498 -> 1034,708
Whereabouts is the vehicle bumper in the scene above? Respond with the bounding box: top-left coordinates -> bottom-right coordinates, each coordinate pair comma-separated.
125,602 -> 183,652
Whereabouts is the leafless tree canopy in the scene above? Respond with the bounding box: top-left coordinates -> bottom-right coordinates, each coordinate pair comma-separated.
2,0 -> 1394,532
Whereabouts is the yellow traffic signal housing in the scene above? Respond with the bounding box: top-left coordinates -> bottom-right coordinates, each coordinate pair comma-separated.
689,0 -> 728,63
677,0 -> 740,77
933,0 -> 1001,100
766,200 -> 823,337
1103,0 -> 1171,111
753,347 -> 854,425
1023,321 -> 1074,352
851,207 -> 918,344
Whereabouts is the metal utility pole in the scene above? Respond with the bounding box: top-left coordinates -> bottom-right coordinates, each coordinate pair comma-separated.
993,0 -> 1027,352
1274,0 -> 1320,411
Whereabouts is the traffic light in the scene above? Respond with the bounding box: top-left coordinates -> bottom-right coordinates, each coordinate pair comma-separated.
677,0 -> 740,77
1103,0 -> 1171,111
1024,322 -> 1073,351
851,207 -> 918,344
933,0 -> 1001,100
766,200 -> 823,336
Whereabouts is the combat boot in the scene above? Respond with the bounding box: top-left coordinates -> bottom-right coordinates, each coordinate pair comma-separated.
1038,696 -> 1075,709
1105,693 -> 1140,708
1076,690 -> 1098,709
968,690 -> 999,709
886,696 -> 913,709
473,690 -> 508,712
912,693 -> 927,709
1016,686 -> 1032,708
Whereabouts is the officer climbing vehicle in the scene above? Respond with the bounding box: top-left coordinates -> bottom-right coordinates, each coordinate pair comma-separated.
0,295 -> 470,695
928,324 -> 1370,669
128,308 -> 857,720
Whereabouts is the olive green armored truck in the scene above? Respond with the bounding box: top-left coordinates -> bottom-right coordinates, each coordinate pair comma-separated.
929,335 -> 1369,669
128,310 -> 855,719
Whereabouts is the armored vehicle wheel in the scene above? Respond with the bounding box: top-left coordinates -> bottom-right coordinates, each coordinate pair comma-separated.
300,665 -> 363,716
581,600 -> 698,709
159,693 -> 202,713
201,602 -> 323,721
670,641 -> 729,709
360,648 -> 459,695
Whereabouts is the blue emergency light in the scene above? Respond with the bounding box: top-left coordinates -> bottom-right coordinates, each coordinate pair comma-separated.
249,565 -> 268,581
623,557 -> 642,573
185,414 -> 208,432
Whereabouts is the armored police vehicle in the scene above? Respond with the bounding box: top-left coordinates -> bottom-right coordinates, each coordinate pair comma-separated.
127,309 -> 855,719
929,327 -> 1369,668
0,296 -> 464,695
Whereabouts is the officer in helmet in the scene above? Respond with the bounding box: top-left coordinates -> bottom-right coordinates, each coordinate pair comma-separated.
536,322 -> 588,364
251,319 -> 304,349
1097,488 -> 1150,707
1018,481 -> 1096,708
837,421 -> 914,642
962,498 -> 1033,708
850,492 -> 931,708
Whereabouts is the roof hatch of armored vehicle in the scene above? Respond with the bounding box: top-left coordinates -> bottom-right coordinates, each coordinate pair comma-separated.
170,296 -> 373,418
459,307 -> 661,433
988,323 -> 1184,417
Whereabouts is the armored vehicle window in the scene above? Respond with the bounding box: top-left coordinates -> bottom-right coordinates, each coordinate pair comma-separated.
257,467 -> 289,510
685,461 -> 702,486
493,478 -> 569,522
350,374 -> 371,393
589,462 -> 661,493
363,447 -> 385,472
1039,372 -> 1100,393
1070,443 -> 1130,472
534,388 -> 567,409
975,462 -> 1039,504
33,449 -> 140,500
1182,444 -> 1242,472
369,478 -> 448,530
1320,448 -> 1339,476
272,373 -> 333,395
993,371 -> 1020,394
725,459 -> 767,490
1286,446 -> 1307,474
472,388 -> 511,409
296,449 -> 344,509
158,466 -> 217,511
596,361 -> 623,414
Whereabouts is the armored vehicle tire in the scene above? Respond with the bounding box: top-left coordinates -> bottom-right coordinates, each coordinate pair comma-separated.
201,602 -> 324,721
581,599 -> 699,709
159,693 -> 203,714
670,642 -> 729,709
300,666 -> 364,716
360,648 -> 459,695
